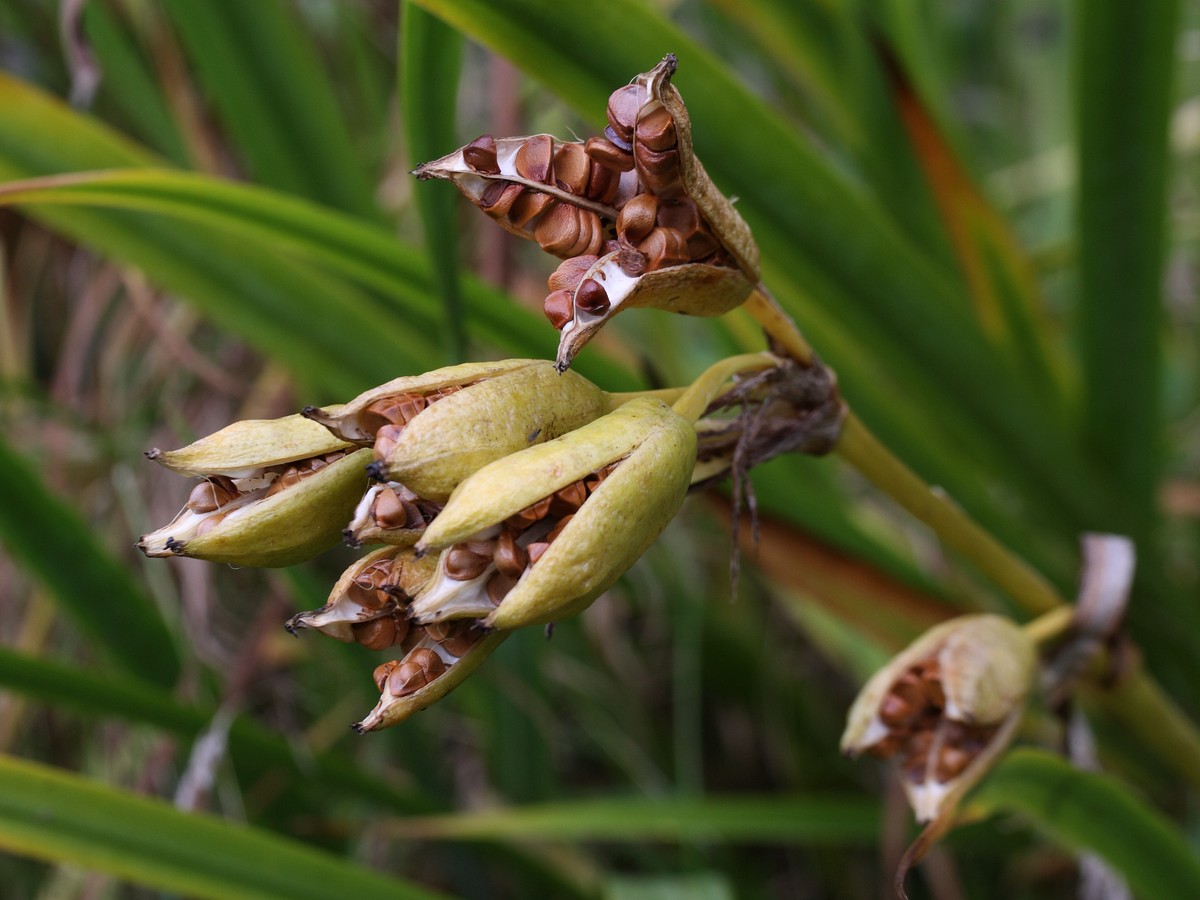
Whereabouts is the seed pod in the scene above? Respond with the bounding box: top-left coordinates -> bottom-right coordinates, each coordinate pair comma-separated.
841,614 -> 1036,823
285,546 -> 438,641
140,419 -> 372,566
416,398 -> 696,630
353,630 -> 508,732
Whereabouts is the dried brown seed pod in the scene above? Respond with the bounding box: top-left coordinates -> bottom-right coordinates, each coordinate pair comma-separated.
462,134 -> 499,175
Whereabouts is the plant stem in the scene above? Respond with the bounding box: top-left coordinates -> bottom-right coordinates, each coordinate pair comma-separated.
1022,606 -> 1075,645
670,352 -> 779,423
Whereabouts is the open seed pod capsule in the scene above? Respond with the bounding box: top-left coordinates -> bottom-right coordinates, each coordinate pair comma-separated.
840,614 -> 1036,823
139,415 -> 371,567
304,359 -> 607,502
412,397 -> 696,631
285,545 -> 438,641
353,629 -> 508,732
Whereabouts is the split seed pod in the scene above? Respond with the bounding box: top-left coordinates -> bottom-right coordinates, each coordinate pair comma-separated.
414,397 -> 696,630
285,546 -> 438,641
840,614 -> 1036,823
304,359 -> 606,501
139,415 -> 371,568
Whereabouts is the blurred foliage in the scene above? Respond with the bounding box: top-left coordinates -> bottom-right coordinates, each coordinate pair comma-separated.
0,0 -> 1197,898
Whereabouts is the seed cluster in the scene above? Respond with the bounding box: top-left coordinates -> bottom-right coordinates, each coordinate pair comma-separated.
344,482 -> 443,547
440,463 -> 617,608
863,658 -> 998,785
184,450 -> 348,536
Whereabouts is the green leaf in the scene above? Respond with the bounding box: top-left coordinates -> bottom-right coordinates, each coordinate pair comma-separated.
0,435 -> 179,686
386,795 -> 879,844
162,0 -> 378,218
1073,0 -> 1181,539
973,750 -> 1200,900
401,3 -> 467,362
0,753 -> 446,900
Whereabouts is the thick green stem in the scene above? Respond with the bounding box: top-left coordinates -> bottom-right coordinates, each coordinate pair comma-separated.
670,352 -> 779,423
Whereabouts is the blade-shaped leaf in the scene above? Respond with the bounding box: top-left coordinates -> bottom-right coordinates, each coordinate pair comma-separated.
0,753 -> 446,900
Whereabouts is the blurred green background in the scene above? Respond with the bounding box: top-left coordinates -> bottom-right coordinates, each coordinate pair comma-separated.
0,1 -> 1198,897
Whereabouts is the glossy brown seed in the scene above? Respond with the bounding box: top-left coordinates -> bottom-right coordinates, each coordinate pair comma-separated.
486,570 -> 520,605
346,561 -> 395,611
545,514 -> 574,544
264,465 -> 303,497
514,134 -> 554,183
534,203 -> 587,257
194,510 -> 227,537
386,647 -> 446,697
506,496 -> 553,531
616,248 -> 648,277
575,277 -> 609,316
553,142 -> 591,194
606,84 -> 643,144
548,255 -> 598,292
583,464 -> 614,494
636,104 -> 677,152
685,230 -> 720,260
426,620 -> 479,658
567,211 -> 604,258
493,529 -> 529,578
445,544 -> 491,581
617,192 -> 658,243
638,227 -> 690,270
510,191 -> 556,229
371,487 -> 410,529
543,289 -> 574,329
549,479 -> 588,517
584,136 -> 635,173
372,659 -> 401,691
585,159 -> 622,204
480,181 -> 523,217
654,198 -> 700,235
526,541 -> 551,565
373,424 -> 405,467
352,615 -> 397,651
635,145 -> 683,197
462,134 -> 500,175
186,475 -> 239,513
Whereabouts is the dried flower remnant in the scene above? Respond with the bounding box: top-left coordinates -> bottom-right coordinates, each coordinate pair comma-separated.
840,614 -> 1036,822
138,414 -> 372,567
415,55 -> 761,371
303,359 -> 607,501
413,397 -> 697,631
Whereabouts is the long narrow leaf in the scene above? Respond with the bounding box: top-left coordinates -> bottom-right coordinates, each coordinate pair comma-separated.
0,436 -> 179,685
973,750 -> 1200,900
0,753 -> 445,900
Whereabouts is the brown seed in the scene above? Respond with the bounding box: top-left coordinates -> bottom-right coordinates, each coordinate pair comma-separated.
585,159 -> 622,204
509,190 -> 556,228
654,198 -> 700,235
371,487 -> 410,530
553,142 -> 591,194
583,465 -> 613,494
352,615 -> 397,651
574,278 -> 609,316
194,510 -> 227,537
616,248 -> 648,277
636,104 -> 677,152
584,136 -> 635,173
373,424 -> 406,468
426,620 -> 479,658
685,230 -> 720,260
480,181 -> 523,217
548,255 -> 598,292
543,289 -> 574,330
186,476 -> 238,513
372,659 -> 401,691
617,192 -> 659,244
934,744 -> 972,782
346,560 -> 394,611
545,514 -> 574,544
264,465 -> 303,497
635,144 -> 682,197
493,529 -> 529,578
526,541 -> 550,565
445,544 -> 491,581
566,211 -> 604,258
549,479 -> 588,517
506,496 -> 553,531
386,647 -> 446,697
514,134 -> 554,183
638,227 -> 690,270
462,134 -> 500,174
606,85 -> 643,144
534,203 -> 586,257
486,570 -> 519,605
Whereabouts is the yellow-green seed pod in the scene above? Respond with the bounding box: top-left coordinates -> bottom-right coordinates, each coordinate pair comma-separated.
840,614 -> 1036,822
416,397 -> 696,630
146,413 -> 353,477
139,448 -> 373,568
306,359 -> 607,501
